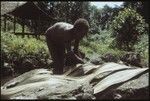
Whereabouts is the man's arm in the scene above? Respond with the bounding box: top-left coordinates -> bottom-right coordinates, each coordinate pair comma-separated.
66,40 -> 84,64
66,42 -> 72,53
73,39 -> 79,54
73,39 -> 83,59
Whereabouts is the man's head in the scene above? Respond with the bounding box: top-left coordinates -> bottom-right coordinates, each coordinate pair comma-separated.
73,18 -> 89,40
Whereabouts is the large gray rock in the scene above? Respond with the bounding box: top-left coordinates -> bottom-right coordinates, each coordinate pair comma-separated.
1,63 -> 14,77
1,62 -> 149,100
94,72 -> 149,100
1,69 -> 94,100
120,52 -> 142,67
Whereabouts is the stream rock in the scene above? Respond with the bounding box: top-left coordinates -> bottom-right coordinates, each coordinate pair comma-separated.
101,53 -> 119,63
120,52 -> 142,67
90,57 -> 104,65
1,62 -> 149,100
94,70 -> 149,100
1,63 -> 14,77
1,69 -> 94,100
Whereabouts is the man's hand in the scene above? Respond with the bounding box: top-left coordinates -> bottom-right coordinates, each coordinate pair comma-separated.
66,51 -> 84,64
74,54 -> 84,64
74,50 -> 85,59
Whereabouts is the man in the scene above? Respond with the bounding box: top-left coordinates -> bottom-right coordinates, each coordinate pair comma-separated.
45,18 -> 89,74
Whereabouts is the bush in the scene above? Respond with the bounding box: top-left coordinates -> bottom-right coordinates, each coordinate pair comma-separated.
134,34 -> 149,61
89,20 -> 101,34
111,7 -> 148,51
1,32 -> 50,73
80,30 -> 125,59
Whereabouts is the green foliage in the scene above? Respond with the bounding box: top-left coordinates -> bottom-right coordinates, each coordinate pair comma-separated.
111,7 -> 148,50
80,28 -> 148,64
88,5 -> 101,34
80,38 -> 125,59
80,30 -> 125,58
134,34 -> 149,60
123,1 -> 149,24
1,31 -> 49,68
89,20 -> 101,34
88,30 -> 113,43
47,2 -> 90,23
1,2 -> 149,69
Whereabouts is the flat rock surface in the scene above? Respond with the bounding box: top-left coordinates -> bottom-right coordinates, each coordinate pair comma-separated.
1,62 -> 149,100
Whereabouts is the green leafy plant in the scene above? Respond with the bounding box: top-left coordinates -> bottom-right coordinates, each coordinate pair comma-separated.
111,7 -> 148,51
1,32 -> 50,71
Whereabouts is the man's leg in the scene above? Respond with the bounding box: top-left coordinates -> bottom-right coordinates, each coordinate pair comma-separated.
53,43 -> 65,74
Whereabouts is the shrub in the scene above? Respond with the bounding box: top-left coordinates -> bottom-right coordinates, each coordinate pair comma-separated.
80,30 -> 124,59
111,7 -> 148,51
1,32 -> 50,73
134,34 -> 149,61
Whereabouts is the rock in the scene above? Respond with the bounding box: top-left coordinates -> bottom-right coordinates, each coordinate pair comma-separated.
1,69 -> 94,100
47,59 -> 52,64
113,93 -> 122,99
21,59 -> 35,73
1,63 -> 14,77
90,57 -> 104,65
1,62 -> 149,100
114,72 -> 149,99
93,67 -> 148,94
64,63 -> 100,77
95,72 -> 149,100
101,53 -> 119,63
120,52 -> 142,67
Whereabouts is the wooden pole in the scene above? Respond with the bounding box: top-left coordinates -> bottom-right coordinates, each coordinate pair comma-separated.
22,19 -> 25,38
22,21 -> 25,34
13,16 -> 16,33
35,20 -> 38,39
37,18 -> 40,39
3,15 -> 6,32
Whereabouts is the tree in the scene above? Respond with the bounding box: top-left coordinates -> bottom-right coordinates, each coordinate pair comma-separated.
123,1 -> 149,24
111,7 -> 148,51
100,5 -> 113,30
32,1 -> 90,33
37,2 -> 90,24
88,5 -> 101,34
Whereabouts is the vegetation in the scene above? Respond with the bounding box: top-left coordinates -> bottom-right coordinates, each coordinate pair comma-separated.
80,29 -> 125,58
111,7 -> 148,50
1,1 -> 149,75
1,31 -> 50,73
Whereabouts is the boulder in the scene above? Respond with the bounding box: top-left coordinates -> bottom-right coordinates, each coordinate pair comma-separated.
95,72 -> 149,100
90,57 -> 104,65
120,52 -> 142,67
1,69 -> 94,100
1,62 -> 149,100
101,53 -> 119,63
1,63 -> 14,77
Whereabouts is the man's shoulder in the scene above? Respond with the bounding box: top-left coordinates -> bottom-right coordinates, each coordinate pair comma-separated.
54,22 -> 73,26
54,22 -> 73,30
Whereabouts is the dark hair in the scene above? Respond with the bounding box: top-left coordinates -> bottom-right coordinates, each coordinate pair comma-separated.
74,18 -> 89,31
